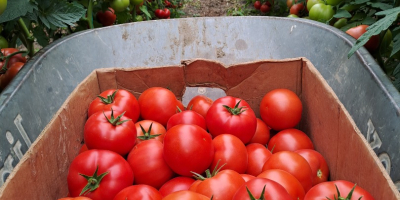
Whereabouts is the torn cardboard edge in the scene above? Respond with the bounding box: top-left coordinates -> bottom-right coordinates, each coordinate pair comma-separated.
0,57 -> 398,199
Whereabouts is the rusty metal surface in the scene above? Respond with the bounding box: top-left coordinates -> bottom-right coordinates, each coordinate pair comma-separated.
0,16 -> 399,189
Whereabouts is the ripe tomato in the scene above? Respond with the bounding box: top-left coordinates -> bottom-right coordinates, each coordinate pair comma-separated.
187,95 -> 213,118
254,1 -> 261,10
113,185 -> 163,200
260,4 -> 270,13
295,149 -> 329,186
167,110 -> 207,130
155,9 -> 163,18
138,87 -> 183,126
246,143 -> 272,176
290,3 -> 304,15
163,190 -> 210,200
206,96 -> 257,144
346,25 -> 380,52
241,174 -> 256,182
163,8 -> 171,18
304,180 -> 374,200
127,140 -> 174,189
79,144 -> 88,154
59,197 -> 92,200
257,169 -> 305,200
189,180 -> 202,191
135,120 -> 166,145
249,118 -> 270,145
159,177 -> 196,197
163,124 -> 214,176
260,89 -> 302,131
232,178 -> 293,200
96,8 -> 116,26
84,110 -> 137,156
0,61 -> 24,90
210,134 -> 248,174
67,150 -> 134,200
1,48 -> 27,69
195,169 -> 246,200
88,89 -> 140,121
267,128 -> 314,153
110,0 -> 130,12
262,151 -> 313,192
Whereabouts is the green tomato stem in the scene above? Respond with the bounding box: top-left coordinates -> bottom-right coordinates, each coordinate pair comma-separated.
87,0 -> 94,29
17,18 -> 34,57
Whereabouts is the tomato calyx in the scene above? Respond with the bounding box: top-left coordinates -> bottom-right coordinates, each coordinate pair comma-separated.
191,160 -> 226,180
0,50 -> 28,74
326,184 -> 361,200
79,166 -> 109,196
97,90 -> 118,104
104,109 -> 131,126
223,100 -> 247,115
246,185 -> 267,200
136,123 -> 161,140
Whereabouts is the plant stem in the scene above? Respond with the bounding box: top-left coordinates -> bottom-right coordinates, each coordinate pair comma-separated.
17,18 -> 34,57
87,0 -> 94,29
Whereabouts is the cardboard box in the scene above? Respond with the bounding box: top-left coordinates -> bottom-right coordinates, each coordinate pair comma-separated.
0,58 -> 398,199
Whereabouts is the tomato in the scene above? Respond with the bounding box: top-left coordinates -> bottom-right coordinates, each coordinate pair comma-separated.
246,143 -> 272,176
267,128 -> 314,153
260,89 -> 302,131
163,190 -> 210,200
155,9 -> 163,18
159,177 -> 196,197
346,25 -> 380,52
206,96 -> 257,144
163,8 -> 171,18
1,48 -> 27,69
260,4 -> 270,13
326,0 -> 343,6
138,87 -> 183,126
135,120 -> 166,145
189,180 -> 202,191
96,8 -> 116,26
88,89 -> 140,121
254,1 -> 261,10
210,134 -> 248,174
135,15 -> 143,22
112,185 -> 162,200
59,198 -> 92,200
187,95 -> 213,118
257,169 -> 305,200
290,3 -> 304,15
287,14 -> 299,18
306,0 -> 322,11
304,180 -> 374,200
0,0 -> 6,15
84,110 -> 137,156
163,124 -> 214,176
110,0 -> 130,12
262,151 -> 313,192
0,35 -> 8,48
309,3 -> 334,23
167,110 -> 207,130
295,149 -> 329,186
287,0 -> 297,8
333,18 -> 347,29
249,118 -> 270,145
241,174 -> 256,182
67,150 -> 134,200
127,140 -> 174,189
131,0 -> 144,6
232,178 -> 293,200
0,61 -> 24,90
79,144 -> 88,154
195,169 -> 246,200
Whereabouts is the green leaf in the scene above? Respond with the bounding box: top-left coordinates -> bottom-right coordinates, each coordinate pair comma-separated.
351,0 -> 369,4
349,12 -> 367,22
115,11 -> 132,24
0,0 -> 38,23
348,7 -> 400,58
139,6 -> 152,20
334,9 -> 352,18
32,26 -> 49,47
390,33 -> 400,57
367,2 -> 393,10
361,16 -> 377,25
393,64 -> 400,91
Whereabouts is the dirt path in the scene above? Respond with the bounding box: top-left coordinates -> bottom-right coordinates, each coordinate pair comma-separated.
181,0 -> 244,17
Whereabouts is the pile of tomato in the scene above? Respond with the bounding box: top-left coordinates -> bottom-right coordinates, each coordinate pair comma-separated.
59,87 -> 375,200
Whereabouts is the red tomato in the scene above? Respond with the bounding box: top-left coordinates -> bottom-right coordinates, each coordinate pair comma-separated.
189,180 -> 202,192
167,110 -> 207,130
59,197 -> 92,200
163,124 -> 214,176
232,178 -> 292,200
78,144 -> 88,154
210,134 -> 248,174
304,180 -> 375,200
195,169 -> 246,200
159,177 -> 196,197
254,1 -> 261,9
241,174 -> 256,182
290,3 -> 304,15
96,7 -> 116,26
249,118 -> 271,145
135,120 -> 166,145
127,140 -> 174,189
1,48 -> 27,69
163,190 -> 210,200
267,129 -> 314,153
155,9 -> 163,18
260,4 -> 270,13
67,150 -> 134,200
138,87 -> 182,126
112,185 -> 162,200
246,143 -> 272,176
187,95 -> 213,118
206,96 -> 257,144
260,89 -> 302,131
346,25 -> 380,52
163,8 -> 171,18
84,110 -> 137,156
257,169 -> 305,200
295,149 -> 329,186
0,61 -> 24,90
262,151 -> 313,192
88,89 -> 140,122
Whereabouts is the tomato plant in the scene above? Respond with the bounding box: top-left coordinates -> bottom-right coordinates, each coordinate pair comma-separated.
159,177 -> 196,197
304,180 -> 375,200
267,128 -> 314,153
232,178 -> 293,200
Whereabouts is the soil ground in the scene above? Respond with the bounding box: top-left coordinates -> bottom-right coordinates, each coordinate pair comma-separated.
181,0 -> 245,17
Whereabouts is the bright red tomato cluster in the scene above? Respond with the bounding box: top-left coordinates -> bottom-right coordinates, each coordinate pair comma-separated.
0,48 -> 27,91
61,87 -> 375,200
